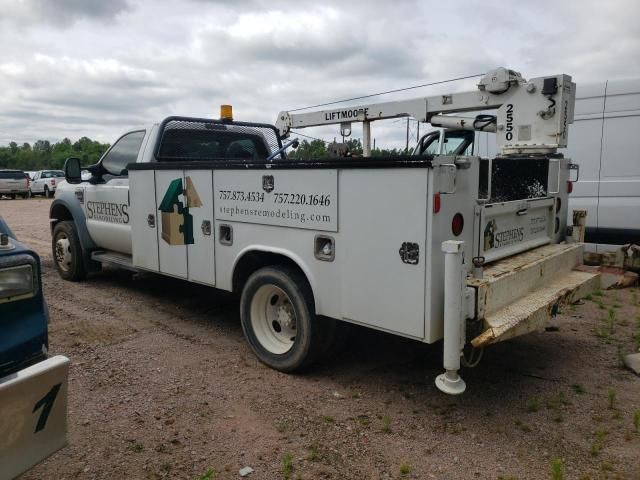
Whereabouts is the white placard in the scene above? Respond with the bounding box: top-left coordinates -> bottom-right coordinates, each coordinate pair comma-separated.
214,169 -> 338,232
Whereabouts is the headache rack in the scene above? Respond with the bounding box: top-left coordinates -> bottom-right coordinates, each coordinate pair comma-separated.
153,116 -> 284,162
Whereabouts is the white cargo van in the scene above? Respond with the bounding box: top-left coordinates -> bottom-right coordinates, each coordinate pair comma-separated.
566,78 -> 640,251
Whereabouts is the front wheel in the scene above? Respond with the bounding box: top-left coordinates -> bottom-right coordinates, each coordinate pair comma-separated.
240,266 -> 325,372
52,221 -> 87,281
44,185 -> 53,198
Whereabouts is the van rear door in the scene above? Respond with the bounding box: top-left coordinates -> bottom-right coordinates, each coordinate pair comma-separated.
596,79 -> 640,247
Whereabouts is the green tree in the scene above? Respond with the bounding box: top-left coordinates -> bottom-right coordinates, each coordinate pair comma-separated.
288,139 -> 328,159
0,137 -> 110,170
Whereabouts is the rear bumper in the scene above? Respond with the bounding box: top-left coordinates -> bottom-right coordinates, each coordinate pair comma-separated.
467,244 -> 600,347
0,189 -> 29,194
0,355 -> 70,479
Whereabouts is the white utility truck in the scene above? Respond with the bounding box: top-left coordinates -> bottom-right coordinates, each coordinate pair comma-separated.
51,68 -> 599,394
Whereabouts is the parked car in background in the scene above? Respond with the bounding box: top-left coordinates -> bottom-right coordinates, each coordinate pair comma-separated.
0,169 -> 30,199
30,170 -> 65,198
0,216 -> 70,478
25,171 -> 38,181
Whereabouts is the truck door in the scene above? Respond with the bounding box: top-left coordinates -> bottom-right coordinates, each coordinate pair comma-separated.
84,130 -> 146,254
31,171 -> 41,194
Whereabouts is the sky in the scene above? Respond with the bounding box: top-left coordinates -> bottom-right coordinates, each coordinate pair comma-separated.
1,0 -> 639,149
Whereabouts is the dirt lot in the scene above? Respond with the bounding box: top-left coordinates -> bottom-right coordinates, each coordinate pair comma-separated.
3,197 -> 640,480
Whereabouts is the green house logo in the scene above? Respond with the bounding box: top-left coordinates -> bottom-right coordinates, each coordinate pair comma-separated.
483,219 -> 497,251
158,176 -> 202,245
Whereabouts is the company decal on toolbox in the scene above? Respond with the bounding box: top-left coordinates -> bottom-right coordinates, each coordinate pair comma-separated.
215,170 -> 338,231
158,176 -> 202,245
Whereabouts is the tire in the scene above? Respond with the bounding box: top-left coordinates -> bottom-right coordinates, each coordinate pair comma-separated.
52,221 -> 87,281
10,194 -> 16,199
22,192 -> 29,199
44,185 -> 52,198
240,266 -> 325,372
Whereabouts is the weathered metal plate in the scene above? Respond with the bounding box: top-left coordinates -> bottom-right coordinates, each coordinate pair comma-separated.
471,269 -> 600,347
468,243 -> 586,319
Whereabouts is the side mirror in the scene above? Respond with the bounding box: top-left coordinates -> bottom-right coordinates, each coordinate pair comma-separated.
64,157 -> 82,184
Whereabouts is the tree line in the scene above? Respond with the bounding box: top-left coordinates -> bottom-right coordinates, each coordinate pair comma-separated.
0,136 -> 407,171
287,138 -> 409,159
0,137 -> 110,171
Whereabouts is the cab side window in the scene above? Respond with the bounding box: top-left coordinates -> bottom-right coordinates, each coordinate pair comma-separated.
102,131 -> 146,176
423,138 -> 440,155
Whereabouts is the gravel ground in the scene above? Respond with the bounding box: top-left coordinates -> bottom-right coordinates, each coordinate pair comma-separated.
3,197 -> 640,480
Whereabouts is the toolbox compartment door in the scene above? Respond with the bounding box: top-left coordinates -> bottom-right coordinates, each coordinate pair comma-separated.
339,169 -> 427,339
155,169 -> 188,278
130,170 -> 159,271
185,169 -> 215,286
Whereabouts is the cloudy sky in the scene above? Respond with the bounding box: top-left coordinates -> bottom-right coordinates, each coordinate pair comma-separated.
1,0 -> 639,148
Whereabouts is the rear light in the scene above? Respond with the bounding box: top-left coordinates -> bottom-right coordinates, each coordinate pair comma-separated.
51,179 -> 56,186
433,193 -> 441,214
452,213 -> 464,236
567,181 -> 573,194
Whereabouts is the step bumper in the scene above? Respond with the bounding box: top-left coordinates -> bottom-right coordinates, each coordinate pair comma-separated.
467,244 -> 600,348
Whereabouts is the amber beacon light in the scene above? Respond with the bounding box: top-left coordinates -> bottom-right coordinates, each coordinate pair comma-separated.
220,104 -> 233,121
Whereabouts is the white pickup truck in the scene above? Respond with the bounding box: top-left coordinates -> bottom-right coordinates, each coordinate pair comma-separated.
50,69 -> 601,394
30,170 -> 65,198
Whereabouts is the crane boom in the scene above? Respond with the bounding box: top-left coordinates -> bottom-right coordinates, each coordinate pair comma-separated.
276,67 -> 575,156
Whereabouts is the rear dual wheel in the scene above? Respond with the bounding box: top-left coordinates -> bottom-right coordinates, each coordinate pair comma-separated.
240,266 -> 329,372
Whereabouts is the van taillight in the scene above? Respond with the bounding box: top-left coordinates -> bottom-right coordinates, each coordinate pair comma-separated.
452,213 -> 464,236
567,181 -> 573,194
433,193 -> 441,214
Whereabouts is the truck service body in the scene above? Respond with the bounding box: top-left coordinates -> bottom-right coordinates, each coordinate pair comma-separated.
51,68 -> 601,394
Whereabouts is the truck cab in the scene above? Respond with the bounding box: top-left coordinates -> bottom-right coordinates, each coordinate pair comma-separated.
50,118 -> 282,279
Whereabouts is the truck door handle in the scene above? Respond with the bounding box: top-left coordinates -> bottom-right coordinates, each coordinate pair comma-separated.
147,214 -> 156,228
516,208 -> 528,216
201,220 -> 212,236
